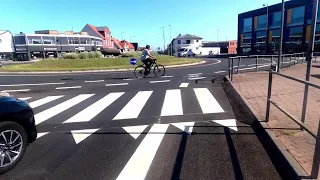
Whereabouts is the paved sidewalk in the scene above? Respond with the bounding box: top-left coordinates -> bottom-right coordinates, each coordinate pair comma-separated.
231,63 -> 320,176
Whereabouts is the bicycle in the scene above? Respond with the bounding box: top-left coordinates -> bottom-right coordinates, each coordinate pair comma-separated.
134,59 -> 166,78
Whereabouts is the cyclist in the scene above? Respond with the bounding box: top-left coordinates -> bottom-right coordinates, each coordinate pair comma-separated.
141,45 -> 154,73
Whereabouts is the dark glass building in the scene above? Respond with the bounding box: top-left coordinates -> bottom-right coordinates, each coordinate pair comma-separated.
238,0 -> 320,54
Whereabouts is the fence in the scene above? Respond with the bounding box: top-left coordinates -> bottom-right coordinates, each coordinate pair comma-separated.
265,69 -> 320,178
228,53 -> 306,81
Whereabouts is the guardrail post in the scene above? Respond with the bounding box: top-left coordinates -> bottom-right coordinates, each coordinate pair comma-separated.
281,55 -> 284,69
237,57 -> 241,74
289,54 -> 292,67
256,56 -> 258,71
271,56 -> 273,66
231,58 -> 234,81
265,71 -> 273,122
228,57 -> 231,78
311,118 -> 320,179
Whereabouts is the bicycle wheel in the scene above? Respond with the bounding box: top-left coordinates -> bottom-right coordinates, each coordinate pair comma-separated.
153,64 -> 165,77
134,65 -> 146,78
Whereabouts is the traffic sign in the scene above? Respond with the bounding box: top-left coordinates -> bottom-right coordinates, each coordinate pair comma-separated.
130,58 -> 137,65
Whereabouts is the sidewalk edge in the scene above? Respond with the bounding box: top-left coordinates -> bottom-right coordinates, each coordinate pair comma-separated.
222,76 -> 309,178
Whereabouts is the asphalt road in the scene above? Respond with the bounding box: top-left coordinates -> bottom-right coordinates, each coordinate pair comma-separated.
0,58 -> 294,180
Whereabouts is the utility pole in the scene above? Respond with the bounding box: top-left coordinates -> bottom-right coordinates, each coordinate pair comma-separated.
160,27 -> 165,53
217,29 -> 219,48
278,0 -> 285,72
130,36 -> 136,42
121,32 -> 124,40
169,25 -> 172,56
263,3 -> 269,54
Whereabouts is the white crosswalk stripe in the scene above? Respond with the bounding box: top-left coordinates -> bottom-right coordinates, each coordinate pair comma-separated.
34,94 -> 94,125
29,96 -> 64,108
113,91 -> 152,120
194,88 -> 224,113
64,92 -> 124,123
160,89 -> 183,116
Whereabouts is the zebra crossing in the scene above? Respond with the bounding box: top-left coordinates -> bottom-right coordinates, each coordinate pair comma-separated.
18,87 -> 232,143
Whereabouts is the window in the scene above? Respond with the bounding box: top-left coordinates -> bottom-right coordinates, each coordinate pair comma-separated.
27,36 -> 42,44
307,3 -> 320,23
286,26 -> 303,43
56,37 -> 68,45
73,37 -> 79,44
290,6 -> 305,24
80,38 -> 89,44
68,37 -> 74,44
186,40 -> 191,44
42,36 -> 55,44
271,29 -> 281,37
243,33 -> 252,39
243,17 -> 253,32
271,11 -> 281,27
257,14 -> 267,29
256,31 -> 267,38
196,40 -> 199,42
178,40 -> 181,44
13,36 -> 26,44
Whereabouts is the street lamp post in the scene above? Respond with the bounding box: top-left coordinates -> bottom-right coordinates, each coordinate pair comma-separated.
121,32 -> 124,40
160,27 -> 166,53
169,25 -> 172,56
130,36 -> 136,42
263,3 -> 269,54
278,0 -> 285,72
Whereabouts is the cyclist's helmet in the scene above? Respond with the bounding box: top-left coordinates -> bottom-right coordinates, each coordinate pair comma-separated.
146,45 -> 150,49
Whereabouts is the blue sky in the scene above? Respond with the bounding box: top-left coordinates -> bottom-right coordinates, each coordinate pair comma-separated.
1,0 -> 282,49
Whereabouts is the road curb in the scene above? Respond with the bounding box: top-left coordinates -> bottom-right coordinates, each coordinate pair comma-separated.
221,76 -> 309,179
0,60 -> 206,74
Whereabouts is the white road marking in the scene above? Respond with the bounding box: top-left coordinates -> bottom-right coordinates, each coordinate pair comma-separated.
171,122 -> 195,134
71,129 -> 99,144
116,124 -> 169,180
113,91 -> 152,120
150,80 -> 170,83
2,89 -> 30,92
162,76 -> 174,78
85,80 -> 104,83
123,78 -> 136,81
122,125 -> 149,139
188,73 -> 202,76
55,86 -> 82,90
0,82 -> 65,87
179,83 -> 189,88
34,94 -> 94,125
194,88 -> 224,113
188,77 -> 206,80
29,95 -> 64,108
37,132 -> 49,139
214,71 -> 226,73
64,92 -> 124,123
161,89 -> 183,116
105,83 -> 128,86
213,119 -> 238,131
18,97 -> 32,101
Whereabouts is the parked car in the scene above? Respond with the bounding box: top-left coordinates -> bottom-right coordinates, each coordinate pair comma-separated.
0,92 -> 37,174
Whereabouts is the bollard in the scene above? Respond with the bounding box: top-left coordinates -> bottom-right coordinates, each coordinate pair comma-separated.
256,56 -> 258,71
265,71 -> 273,122
237,57 -> 241,74
231,58 -> 234,81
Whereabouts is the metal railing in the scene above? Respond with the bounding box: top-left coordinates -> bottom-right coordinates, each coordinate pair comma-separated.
265,69 -> 320,178
228,53 -> 306,81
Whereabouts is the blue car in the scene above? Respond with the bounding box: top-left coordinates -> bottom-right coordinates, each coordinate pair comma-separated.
0,92 -> 37,174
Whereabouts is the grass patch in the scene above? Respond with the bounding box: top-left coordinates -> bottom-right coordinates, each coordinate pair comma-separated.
0,56 -> 202,72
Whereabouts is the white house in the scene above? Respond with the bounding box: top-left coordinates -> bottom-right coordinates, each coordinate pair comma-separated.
171,34 -> 203,56
0,30 -> 15,59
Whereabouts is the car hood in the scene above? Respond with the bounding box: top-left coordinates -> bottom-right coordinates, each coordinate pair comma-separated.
0,96 -> 31,114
